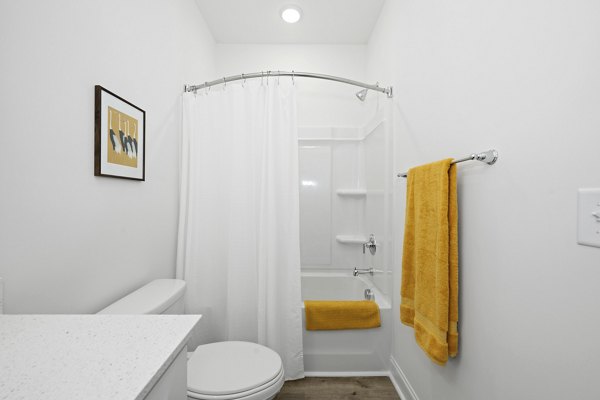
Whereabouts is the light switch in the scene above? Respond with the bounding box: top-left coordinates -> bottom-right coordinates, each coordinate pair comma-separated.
578,188 -> 600,248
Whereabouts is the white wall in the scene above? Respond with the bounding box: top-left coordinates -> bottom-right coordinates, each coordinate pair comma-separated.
367,0 -> 600,399
0,0 -> 215,313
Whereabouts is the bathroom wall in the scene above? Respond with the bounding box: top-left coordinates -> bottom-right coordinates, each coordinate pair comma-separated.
367,0 -> 600,398
0,0 -> 215,313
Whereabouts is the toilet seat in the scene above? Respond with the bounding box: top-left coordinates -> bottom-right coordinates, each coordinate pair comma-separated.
187,341 -> 285,400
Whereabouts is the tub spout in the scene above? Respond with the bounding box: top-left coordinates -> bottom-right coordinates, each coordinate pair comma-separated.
353,267 -> 374,276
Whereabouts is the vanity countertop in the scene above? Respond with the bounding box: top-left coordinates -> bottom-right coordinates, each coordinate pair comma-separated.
0,314 -> 201,400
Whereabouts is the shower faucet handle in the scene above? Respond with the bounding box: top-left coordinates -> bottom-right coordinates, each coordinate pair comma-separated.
362,234 -> 377,255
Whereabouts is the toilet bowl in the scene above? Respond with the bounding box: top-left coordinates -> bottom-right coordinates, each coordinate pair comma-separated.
98,279 -> 284,400
187,341 -> 284,400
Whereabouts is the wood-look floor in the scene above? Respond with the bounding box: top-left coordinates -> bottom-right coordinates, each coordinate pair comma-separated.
275,377 -> 401,400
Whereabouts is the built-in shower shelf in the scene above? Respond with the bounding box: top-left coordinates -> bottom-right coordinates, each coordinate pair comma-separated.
335,235 -> 368,244
336,189 -> 367,197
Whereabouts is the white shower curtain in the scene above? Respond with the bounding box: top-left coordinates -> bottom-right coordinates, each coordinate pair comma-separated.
176,81 -> 304,380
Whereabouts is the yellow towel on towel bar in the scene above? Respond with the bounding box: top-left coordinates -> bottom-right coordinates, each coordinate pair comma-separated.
400,158 -> 459,366
304,300 -> 381,330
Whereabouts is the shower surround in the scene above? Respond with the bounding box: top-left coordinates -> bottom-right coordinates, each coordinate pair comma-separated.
298,110 -> 394,375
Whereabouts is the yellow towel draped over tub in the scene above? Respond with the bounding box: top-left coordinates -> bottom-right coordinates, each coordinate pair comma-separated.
304,300 -> 381,330
400,158 -> 458,366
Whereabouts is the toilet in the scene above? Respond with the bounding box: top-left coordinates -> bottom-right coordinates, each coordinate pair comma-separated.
98,279 -> 285,400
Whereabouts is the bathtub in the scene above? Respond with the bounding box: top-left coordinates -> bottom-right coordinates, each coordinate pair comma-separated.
301,272 -> 392,376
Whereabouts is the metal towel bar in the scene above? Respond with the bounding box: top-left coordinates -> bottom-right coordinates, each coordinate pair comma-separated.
397,149 -> 498,178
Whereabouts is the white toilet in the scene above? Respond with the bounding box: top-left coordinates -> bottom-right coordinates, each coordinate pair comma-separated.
98,279 -> 285,400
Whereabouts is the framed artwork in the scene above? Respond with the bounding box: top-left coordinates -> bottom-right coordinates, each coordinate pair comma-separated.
94,85 -> 145,180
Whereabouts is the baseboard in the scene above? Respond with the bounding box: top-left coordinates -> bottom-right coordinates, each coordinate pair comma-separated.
389,356 -> 419,400
304,371 -> 390,377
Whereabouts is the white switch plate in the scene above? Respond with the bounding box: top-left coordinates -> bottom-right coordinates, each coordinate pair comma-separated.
578,188 -> 600,248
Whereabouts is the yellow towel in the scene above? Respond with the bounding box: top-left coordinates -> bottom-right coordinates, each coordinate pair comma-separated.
400,158 -> 458,365
304,300 -> 381,330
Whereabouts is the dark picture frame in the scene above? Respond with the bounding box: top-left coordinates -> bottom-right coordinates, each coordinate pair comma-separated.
94,85 -> 146,181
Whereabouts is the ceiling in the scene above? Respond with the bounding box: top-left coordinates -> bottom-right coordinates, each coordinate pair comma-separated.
195,0 -> 385,44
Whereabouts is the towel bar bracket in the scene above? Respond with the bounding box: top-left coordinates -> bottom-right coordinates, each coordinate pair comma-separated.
473,149 -> 498,165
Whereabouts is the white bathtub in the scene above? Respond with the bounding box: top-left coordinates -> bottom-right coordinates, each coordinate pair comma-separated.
301,272 -> 392,376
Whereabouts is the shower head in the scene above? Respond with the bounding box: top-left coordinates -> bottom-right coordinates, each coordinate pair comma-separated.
355,88 -> 368,102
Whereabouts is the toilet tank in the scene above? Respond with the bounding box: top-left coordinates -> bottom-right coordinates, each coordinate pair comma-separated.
98,279 -> 186,315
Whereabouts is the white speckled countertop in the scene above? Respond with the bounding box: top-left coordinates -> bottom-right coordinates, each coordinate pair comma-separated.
0,314 -> 201,400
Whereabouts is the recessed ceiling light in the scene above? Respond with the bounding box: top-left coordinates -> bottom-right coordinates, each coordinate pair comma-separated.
281,6 -> 302,24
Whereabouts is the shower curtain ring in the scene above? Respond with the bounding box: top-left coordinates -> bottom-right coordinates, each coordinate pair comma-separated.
204,82 -> 209,95
261,71 -> 264,86
223,77 -> 226,89
292,70 -> 295,85
267,70 -> 271,86
241,73 -> 246,87
277,70 -> 280,85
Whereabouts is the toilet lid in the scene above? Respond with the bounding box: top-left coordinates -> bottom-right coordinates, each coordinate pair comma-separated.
187,341 -> 283,396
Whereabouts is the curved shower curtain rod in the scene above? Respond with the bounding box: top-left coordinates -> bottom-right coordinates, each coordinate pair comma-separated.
184,71 -> 393,98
